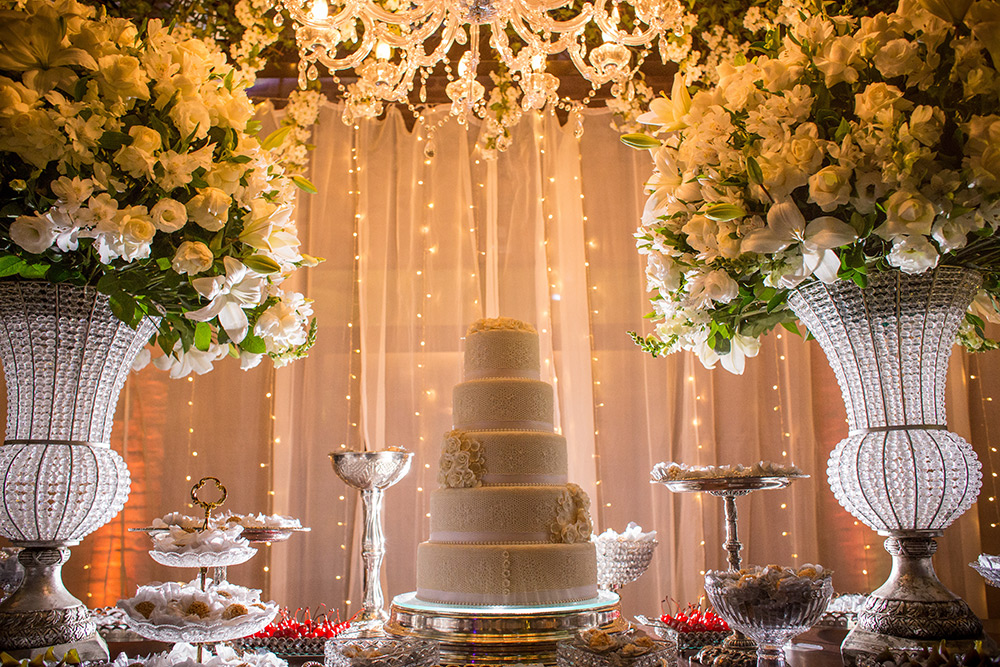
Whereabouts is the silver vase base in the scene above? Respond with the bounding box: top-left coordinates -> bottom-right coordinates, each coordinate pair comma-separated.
3,632 -> 109,661
841,625 -> 997,667
386,591 -> 625,666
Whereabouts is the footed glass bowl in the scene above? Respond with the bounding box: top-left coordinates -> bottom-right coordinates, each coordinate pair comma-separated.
705,569 -> 833,667
324,638 -> 439,667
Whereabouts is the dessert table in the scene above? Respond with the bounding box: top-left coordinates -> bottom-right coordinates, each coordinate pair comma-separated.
106,621 -> 1000,666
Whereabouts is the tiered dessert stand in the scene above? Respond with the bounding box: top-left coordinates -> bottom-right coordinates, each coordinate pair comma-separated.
118,478 -> 280,661
650,465 -> 807,667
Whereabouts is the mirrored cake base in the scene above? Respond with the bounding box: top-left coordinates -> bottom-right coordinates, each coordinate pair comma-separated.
386,591 -> 625,666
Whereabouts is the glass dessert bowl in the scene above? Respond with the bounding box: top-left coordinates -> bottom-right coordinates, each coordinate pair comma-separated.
704,564 -> 834,667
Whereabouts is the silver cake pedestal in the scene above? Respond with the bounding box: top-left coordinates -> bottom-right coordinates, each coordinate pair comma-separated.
386,591 -> 625,665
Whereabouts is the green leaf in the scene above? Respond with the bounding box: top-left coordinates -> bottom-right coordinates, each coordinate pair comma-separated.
0,256 -> 26,278
620,133 -> 661,150
18,263 -> 49,279
246,120 -> 263,136
765,289 -> 786,313
194,321 -> 212,351
291,175 -> 318,194
704,203 -> 746,222
260,125 -> 292,151
156,257 -> 171,271
780,321 -> 801,336
746,155 -> 763,185
98,131 -> 131,151
109,293 -> 137,327
243,255 -> 281,274
240,334 -> 266,354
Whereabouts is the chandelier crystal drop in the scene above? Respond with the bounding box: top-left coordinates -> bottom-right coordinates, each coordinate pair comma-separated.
277,0 -> 682,147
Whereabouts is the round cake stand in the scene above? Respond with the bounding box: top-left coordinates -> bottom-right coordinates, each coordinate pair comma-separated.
651,474 -> 805,667
386,591 -> 626,666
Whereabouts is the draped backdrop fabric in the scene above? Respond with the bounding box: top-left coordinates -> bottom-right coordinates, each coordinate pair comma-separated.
9,103 -> 1000,619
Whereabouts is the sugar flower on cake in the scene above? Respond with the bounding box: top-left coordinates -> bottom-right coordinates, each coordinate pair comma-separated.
550,483 -> 593,544
0,0 -> 318,377
438,430 -> 486,488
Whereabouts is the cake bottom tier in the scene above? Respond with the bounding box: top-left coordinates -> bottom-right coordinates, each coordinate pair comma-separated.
416,542 -> 597,606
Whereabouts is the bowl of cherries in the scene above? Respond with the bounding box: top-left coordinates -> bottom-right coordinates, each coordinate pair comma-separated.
237,607 -> 352,657
637,602 -> 730,650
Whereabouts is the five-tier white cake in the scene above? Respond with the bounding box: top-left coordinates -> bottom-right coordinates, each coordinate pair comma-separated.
415,317 -> 598,606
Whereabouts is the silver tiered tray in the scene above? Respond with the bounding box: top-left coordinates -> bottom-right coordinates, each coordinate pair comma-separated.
386,591 -> 626,666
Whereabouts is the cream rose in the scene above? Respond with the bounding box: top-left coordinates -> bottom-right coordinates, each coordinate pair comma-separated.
10,214 -> 57,254
171,241 -> 214,275
880,190 -> 937,238
128,125 -> 161,154
96,54 -> 149,102
687,269 -> 739,310
150,199 -> 188,233
170,98 -> 211,140
808,165 -> 852,212
186,187 -> 231,232
907,105 -> 945,147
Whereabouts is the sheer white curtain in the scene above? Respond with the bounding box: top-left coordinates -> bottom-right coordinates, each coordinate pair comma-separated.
20,100 -> 997,620
267,101 -> 993,620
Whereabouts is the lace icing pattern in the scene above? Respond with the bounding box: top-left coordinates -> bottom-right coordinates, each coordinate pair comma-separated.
550,484 -> 593,544
464,330 -> 540,380
430,486 -> 578,542
453,379 -> 553,429
438,430 -> 486,489
416,542 -> 598,605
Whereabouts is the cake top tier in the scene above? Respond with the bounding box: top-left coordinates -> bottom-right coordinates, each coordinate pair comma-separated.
467,318 -> 536,335
464,318 -> 540,380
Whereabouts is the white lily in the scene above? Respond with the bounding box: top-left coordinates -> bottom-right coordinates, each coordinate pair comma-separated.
185,256 -> 264,343
637,75 -> 692,131
741,200 -> 858,286
720,334 -> 761,375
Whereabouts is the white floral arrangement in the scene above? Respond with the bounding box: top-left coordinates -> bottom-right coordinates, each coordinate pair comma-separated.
438,430 -> 486,488
624,0 -> 1000,373
550,483 -> 593,544
0,0 -> 318,377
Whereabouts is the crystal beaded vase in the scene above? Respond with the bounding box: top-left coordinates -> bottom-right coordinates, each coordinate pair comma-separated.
787,268 -> 985,655
0,282 -> 155,653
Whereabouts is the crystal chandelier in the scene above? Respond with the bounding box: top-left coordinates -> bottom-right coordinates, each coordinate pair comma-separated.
275,0 -> 682,153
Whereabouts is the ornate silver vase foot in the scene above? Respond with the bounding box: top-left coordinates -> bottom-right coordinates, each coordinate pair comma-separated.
0,544 -> 109,660
330,450 -> 414,637
840,533 -> 994,666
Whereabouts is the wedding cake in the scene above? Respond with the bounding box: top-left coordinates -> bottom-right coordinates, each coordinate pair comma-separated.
415,318 -> 598,606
